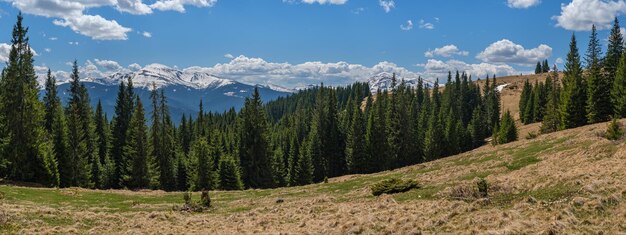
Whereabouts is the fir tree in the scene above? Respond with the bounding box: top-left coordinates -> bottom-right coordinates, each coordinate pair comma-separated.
158,90 -> 177,191
65,61 -> 92,187
424,80 -> 443,161
605,18 -> 623,87
535,62 -> 542,74
0,13 -> 57,186
560,34 -> 587,129
175,153 -> 189,191
365,89 -> 387,172
110,77 -> 134,188
218,156 -> 243,190
43,70 -> 69,187
542,59 -> 550,73
494,110 -> 518,145
123,97 -> 150,189
190,139 -> 216,190
586,24 -> 612,123
345,103 -> 368,173
541,73 -> 562,133
237,88 -> 273,188
613,51 -> 626,118
519,79 -> 532,123
294,137 -> 314,186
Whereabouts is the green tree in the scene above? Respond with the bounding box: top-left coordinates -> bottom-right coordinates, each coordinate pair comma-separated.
94,101 -> 114,189
110,78 -> 134,188
65,61 -> 93,188
237,88 -> 273,188
43,69 -> 68,187
519,79 -> 532,123
345,103 -> 369,173
560,34 -> 587,129
494,110 -> 518,145
605,18 -> 623,87
586,24 -> 612,123
123,97 -> 150,189
0,13 -> 57,186
535,62 -> 542,74
218,156 -> 243,190
613,51 -> 626,118
542,60 -> 550,73
190,139 -> 216,190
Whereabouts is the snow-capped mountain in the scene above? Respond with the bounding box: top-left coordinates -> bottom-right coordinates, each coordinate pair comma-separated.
47,64 -> 292,122
368,72 -> 421,93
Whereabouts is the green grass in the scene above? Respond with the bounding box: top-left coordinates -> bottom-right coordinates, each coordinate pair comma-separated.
491,183 -> 577,208
392,185 -> 444,202
458,170 -> 492,181
501,137 -> 568,171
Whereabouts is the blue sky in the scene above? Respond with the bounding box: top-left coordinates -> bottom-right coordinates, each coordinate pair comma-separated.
0,0 -> 625,88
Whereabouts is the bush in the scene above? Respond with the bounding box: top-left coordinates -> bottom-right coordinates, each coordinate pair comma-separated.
525,131 -> 539,140
370,178 -> 420,196
606,118 -> 623,141
477,178 -> 489,198
200,191 -> 211,208
183,191 -> 192,205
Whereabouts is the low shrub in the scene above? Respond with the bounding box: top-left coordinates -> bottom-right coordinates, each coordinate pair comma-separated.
370,178 -> 420,196
477,178 -> 489,198
606,118 -> 623,141
525,131 -> 539,140
178,191 -> 211,212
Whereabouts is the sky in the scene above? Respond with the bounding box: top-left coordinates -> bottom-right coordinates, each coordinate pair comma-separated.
0,0 -> 625,88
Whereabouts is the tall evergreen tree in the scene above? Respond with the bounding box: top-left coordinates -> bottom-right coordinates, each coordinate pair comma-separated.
94,100 -> 114,188
0,13 -> 57,186
123,97 -> 150,189
237,88 -> 273,188
190,139 -> 216,190
613,50 -> 626,118
535,62 -> 542,74
542,72 -> 562,134
586,24 -> 612,123
110,77 -> 134,188
542,59 -> 550,73
519,79 -> 532,123
158,90 -> 177,191
560,34 -> 587,129
494,110 -> 518,145
43,69 -> 68,187
345,103 -> 368,173
605,18 -> 624,87
218,155 -> 243,190
65,61 -> 92,187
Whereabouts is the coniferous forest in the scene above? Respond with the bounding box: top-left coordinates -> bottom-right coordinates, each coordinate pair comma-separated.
8,14 -> 626,192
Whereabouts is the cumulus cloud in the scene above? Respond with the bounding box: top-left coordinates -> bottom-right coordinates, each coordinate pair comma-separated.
553,0 -> 626,31
142,31 -> 152,38
7,0 -> 217,40
476,39 -> 552,65
0,43 -> 11,62
507,0 -> 541,9
417,59 -> 519,80
424,45 -> 469,58
400,20 -> 413,31
224,53 -> 235,59
128,63 -> 143,72
53,15 -> 132,40
379,0 -> 395,13
419,19 -> 434,30
94,59 -> 124,72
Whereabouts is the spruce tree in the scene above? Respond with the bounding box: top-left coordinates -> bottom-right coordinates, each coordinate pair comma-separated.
95,101 -> 114,188
613,51 -> 626,118
605,18 -> 623,87
294,137 -> 314,186
175,153 -> 189,191
43,70 -> 69,187
158,90 -> 177,191
345,103 -> 368,173
535,62 -> 542,74
560,34 -> 587,129
65,61 -> 92,187
541,73 -> 562,133
237,88 -> 273,188
365,89 -> 387,172
586,24 -> 612,123
519,79 -> 532,123
123,97 -> 150,189
542,60 -> 550,73
0,13 -> 57,186
271,146 -> 288,187
110,78 -> 134,188
494,110 -> 518,145
218,155 -> 243,190
190,139 -> 216,190
424,80 -> 443,161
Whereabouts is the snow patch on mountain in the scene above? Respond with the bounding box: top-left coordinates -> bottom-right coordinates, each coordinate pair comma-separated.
368,72 -> 422,93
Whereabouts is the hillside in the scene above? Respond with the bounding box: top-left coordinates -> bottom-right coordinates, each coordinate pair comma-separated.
1,119 -> 624,234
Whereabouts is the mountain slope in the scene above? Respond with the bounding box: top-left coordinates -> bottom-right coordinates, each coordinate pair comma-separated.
2,119 -> 624,234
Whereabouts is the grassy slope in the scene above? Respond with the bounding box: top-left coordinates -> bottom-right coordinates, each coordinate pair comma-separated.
1,119 -> 625,234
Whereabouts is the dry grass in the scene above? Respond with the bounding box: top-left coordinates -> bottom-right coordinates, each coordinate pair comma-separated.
1,119 -> 625,234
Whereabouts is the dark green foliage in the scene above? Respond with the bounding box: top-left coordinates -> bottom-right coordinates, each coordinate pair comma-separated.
123,97 -> 150,189
346,102 -> 369,173
200,191 -> 211,208
606,118 -> 623,141
477,178 -> 489,198
110,78 -> 134,188
238,88 -> 274,189
535,62 -> 542,74
542,60 -> 550,73
0,13 -> 57,186
218,156 -> 243,190
560,34 -> 587,129
605,18 -> 623,89
370,178 -> 420,196
44,70 -> 69,187
613,50 -> 626,118
494,110 -> 518,145
586,25 -> 613,123
190,139 -> 216,191
175,153 -> 189,191
271,146 -> 288,187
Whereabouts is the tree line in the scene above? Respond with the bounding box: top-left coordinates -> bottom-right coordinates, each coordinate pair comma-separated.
520,19 -> 626,133
0,13 -> 513,191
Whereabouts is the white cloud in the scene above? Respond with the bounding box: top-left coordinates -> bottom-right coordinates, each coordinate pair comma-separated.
419,19 -> 434,30
7,0 -> 217,40
0,43 -> 10,62
507,0 -> 541,9
0,43 -> 38,62
424,45 -> 469,58
555,57 -> 564,64
379,0 -> 395,13
94,59 -> 124,72
418,59 -> 519,80
68,41 -> 79,45
553,0 -> 626,31
44,48 -> 51,53
476,39 -> 552,65
400,20 -> 413,31
142,31 -> 152,38
128,63 -> 143,71
290,0 -> 347,5
224,53 -> 235,59
53,15 -> 132,40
